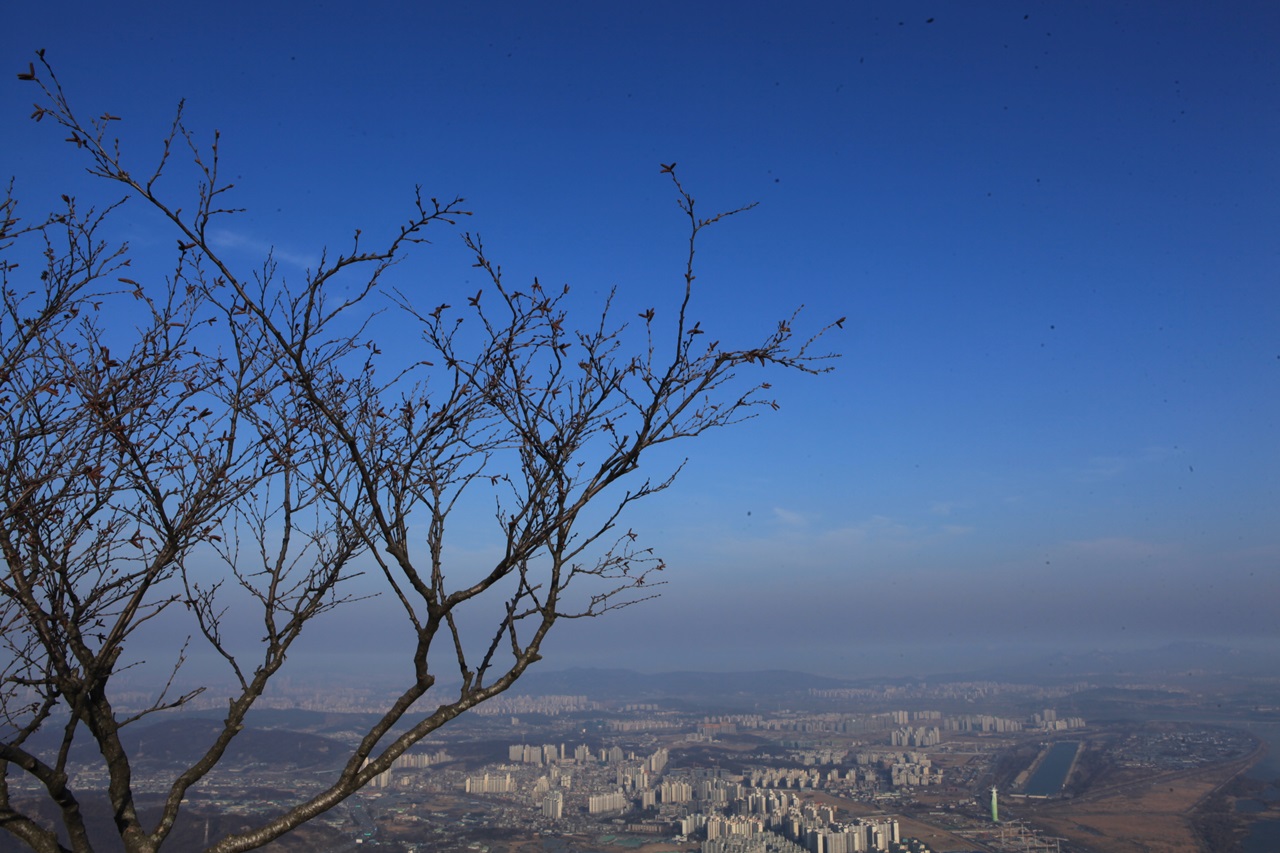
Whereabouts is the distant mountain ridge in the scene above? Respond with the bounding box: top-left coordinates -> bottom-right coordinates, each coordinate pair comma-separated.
518,667 -> 850,699
515,642 -> 1280,698
972,641 -> 1279,682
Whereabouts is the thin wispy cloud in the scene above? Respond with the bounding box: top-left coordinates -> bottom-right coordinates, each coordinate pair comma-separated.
208,228 -> 318,271
1062,536 -> 1177,560
771,507 -> 809,527
1072,445 -> 1186,483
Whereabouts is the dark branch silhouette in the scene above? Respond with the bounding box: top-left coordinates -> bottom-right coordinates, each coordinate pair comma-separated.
0,53 -> 838,853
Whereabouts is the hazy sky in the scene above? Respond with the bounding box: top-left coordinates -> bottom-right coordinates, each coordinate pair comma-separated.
4,2 -> 1278,678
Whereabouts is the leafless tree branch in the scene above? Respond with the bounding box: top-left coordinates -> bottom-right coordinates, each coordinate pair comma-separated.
1,53 -> 838,853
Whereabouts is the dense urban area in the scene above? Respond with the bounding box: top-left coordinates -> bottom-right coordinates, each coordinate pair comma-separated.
6,645 -> 1278,853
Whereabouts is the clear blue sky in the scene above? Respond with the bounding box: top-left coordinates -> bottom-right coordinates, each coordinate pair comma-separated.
5,1 -> 1278,677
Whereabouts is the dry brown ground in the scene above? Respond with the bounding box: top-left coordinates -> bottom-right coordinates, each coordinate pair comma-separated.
1025,756 -> 1255,853
485,834 -> 695,853
891,815 -> 987,853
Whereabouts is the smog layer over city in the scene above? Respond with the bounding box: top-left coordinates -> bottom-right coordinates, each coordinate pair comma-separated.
2,3 -> 1277,853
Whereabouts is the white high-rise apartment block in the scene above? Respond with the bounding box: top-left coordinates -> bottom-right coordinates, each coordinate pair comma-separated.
463,773 -> 514,794
541,790 -> 564,819
587,790 -> 628,814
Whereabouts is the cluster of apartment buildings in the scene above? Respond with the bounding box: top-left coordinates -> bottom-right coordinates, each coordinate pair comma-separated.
364,749 -> 454,789
690,707 -> 1083,739
466,742 -> 929,852
1031,708 -> 1086,731
471,693 -> 596,716
433,702 -> 1092,852
508,742 -> 669,772
671,799 -> 905,853
890,726 -> 940,748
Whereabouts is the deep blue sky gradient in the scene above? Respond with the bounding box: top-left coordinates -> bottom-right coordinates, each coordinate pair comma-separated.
4,1 -> 1278,676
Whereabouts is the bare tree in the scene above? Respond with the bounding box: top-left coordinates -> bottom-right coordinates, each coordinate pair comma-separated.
1,53 -> 837,852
